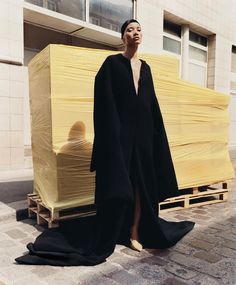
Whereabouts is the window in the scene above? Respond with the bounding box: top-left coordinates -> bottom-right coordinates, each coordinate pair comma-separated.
188,31 -> 208,87
90,17 -> 100,26
189,45 -> 207,62
25,0 -> 43,5
230,46 -> 236,96
231,45 -> 236,73
163,36 -> 181,55
163,20 -> 208,87
163,20 -> 181,55
47,0 -> 57,11
89,0 -> 133,32
189,31 -> 207,47
25,0 -> 134,32
25,0 -> 86,21
230,47 -> 236,146
164,20 -> 181,37
189,63 -> 206,87
230,82 -> 236,94
111,24 -> 119,32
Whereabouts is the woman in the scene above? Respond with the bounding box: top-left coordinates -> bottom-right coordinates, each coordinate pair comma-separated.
15,19 -> 194,266
90,19 -> 195,251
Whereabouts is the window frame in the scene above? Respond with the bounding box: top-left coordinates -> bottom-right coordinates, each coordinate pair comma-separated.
162,20 -> 209,87
189,32 -> 208,87
162,30 -> 182,75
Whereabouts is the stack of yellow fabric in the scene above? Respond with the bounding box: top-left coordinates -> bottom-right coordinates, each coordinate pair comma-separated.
28,44 -> 234,213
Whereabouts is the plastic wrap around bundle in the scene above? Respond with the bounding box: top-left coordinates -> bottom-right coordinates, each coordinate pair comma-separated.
28,44 -> 234,213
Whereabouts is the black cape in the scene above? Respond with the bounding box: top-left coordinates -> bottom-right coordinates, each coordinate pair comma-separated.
15,54 -> 194,266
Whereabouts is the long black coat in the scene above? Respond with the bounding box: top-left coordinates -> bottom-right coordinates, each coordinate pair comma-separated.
15,53 -> 194,267
90,53 -> 179,204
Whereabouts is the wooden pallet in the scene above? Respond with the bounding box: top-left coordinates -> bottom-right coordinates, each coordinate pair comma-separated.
27,181 -> 230,227
27,194 -> 95,228
159,181 -> 229,213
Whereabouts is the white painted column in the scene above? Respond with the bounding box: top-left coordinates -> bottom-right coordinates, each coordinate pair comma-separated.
181,24 -> 189,80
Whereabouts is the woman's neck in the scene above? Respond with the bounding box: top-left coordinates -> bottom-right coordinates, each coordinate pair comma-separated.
123,46 -> 139,60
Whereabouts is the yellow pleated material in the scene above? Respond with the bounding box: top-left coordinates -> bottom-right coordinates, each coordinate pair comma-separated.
28,44 -> 234,213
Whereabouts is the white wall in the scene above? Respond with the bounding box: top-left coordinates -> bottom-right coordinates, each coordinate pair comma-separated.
0,0 -> 24,64
0,0 -> 24,171
137,1 -> 163,54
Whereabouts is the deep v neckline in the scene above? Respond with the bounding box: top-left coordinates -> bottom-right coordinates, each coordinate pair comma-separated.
131,59 -> 143,96
120,53 -> 143,96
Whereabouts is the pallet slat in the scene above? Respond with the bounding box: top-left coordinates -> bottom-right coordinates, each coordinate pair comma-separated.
159,182 -> 229,212
27,194 -> 96,228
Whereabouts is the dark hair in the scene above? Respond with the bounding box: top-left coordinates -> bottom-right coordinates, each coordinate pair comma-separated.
120,19 -> 140,39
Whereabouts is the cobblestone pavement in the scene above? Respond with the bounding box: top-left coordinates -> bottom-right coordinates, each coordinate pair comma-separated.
0,167 -> 235,284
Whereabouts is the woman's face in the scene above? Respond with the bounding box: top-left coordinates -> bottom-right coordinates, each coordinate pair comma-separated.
122,22 -> 142,47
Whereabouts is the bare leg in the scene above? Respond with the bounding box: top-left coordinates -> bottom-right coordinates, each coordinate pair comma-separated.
130,190 -> 141,241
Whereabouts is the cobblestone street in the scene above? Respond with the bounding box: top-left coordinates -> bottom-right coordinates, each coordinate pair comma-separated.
0,170 -> 235,285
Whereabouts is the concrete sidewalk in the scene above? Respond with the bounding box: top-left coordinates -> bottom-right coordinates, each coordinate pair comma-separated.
0,173 -> 235,284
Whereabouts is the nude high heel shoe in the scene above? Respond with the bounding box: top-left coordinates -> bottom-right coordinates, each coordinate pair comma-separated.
130,239 -> 143,252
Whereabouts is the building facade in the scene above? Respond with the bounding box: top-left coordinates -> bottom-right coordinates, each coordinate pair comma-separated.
0,0 -> 236,176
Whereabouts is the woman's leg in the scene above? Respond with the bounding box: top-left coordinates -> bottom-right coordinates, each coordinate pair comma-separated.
130,189 -> 141,241
129,146 -> 142,249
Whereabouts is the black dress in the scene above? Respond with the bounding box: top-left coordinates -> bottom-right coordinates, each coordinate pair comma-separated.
15,54 -> 194,266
